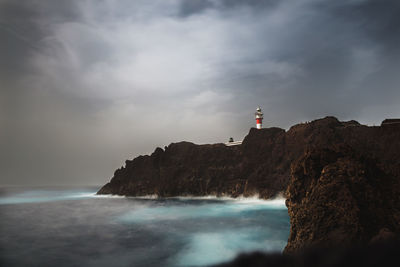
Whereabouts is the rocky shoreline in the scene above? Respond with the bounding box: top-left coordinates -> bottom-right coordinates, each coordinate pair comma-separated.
98,116 -> 400,253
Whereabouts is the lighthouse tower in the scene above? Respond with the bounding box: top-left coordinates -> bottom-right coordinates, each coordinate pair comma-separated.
255,107 -> 263,129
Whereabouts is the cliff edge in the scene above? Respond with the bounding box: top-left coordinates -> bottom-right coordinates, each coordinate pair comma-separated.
98,116 -> 356,198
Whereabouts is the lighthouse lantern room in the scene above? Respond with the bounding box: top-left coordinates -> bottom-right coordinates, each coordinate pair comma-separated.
255,107 -> 263,129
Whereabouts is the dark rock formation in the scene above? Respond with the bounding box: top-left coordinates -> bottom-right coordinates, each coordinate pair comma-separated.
98,116 -> 362,198
97,128 -> 292,198
98,116 -> 400,199
98,142 -> 245,197
285,147 -> 400,252
98,116 -> 400,253
381,118 -> 400,126
283,118 -> 400,252
214,240 -> 400,267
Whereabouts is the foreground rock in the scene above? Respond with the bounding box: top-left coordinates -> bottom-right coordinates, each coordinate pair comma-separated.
285,146 -> 400,252
215,239 -> 400,267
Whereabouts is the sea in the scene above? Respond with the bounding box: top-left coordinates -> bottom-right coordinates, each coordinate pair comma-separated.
0,186 -> 290,267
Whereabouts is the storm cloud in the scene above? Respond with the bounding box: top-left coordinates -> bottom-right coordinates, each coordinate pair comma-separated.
1,0 -> 400,185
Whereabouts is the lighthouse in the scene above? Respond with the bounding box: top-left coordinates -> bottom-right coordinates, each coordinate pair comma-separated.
255,107 -> 263,129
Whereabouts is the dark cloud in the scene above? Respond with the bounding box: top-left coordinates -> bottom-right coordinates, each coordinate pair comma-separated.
218,0 -> 280,9
179,0 -> 214,17
0,0 -> 81,81
0,2 -> 40,79
178,0 -> 280,17
1,0 -> 400,186
315,1 -> 400,50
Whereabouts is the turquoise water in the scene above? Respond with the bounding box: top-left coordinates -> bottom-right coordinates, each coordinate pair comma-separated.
0,187 -> 290,267
0,188 -> 95,204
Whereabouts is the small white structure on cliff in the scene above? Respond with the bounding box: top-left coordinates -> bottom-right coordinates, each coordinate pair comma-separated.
225,137 -> 242,146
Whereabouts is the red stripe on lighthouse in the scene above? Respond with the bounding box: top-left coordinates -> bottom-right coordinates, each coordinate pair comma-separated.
256,118 -> 262,124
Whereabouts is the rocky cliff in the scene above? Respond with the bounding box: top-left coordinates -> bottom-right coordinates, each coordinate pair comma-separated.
285,146 -> 400,252
98,116 -> 400,252
283,118 -> 400,252
98,116 -> 362,198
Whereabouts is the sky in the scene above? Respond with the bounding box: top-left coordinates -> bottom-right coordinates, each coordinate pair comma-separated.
1,0 -> 400,186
